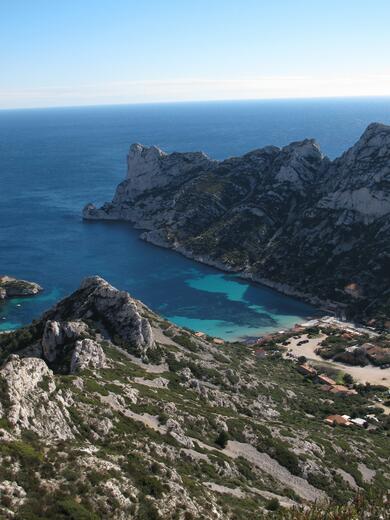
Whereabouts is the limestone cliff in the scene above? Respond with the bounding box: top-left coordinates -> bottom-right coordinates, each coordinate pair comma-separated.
84,123 -> 390,327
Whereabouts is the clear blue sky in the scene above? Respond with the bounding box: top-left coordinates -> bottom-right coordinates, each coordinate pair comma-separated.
1,0 -> 389,108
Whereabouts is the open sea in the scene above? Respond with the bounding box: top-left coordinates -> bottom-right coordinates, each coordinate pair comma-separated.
1,97 -> 390,340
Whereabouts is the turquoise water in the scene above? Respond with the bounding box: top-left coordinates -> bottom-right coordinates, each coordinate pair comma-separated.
1,99 -> 390,340
169,274 -> 310,340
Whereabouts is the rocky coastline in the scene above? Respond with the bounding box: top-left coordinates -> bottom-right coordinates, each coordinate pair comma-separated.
0,275 -> 42,301
83,125 -> 390,326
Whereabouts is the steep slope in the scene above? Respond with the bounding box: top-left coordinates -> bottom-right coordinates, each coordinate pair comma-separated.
0,278 -> 389,519
83,123 -> 390,327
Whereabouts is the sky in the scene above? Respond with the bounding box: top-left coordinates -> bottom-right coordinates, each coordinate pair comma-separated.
0,0 -> 390,109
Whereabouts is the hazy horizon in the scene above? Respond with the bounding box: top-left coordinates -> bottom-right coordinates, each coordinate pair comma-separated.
1,95 -> 390,113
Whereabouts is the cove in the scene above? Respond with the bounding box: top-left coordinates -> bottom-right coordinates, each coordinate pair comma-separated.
4,100 -> 388,339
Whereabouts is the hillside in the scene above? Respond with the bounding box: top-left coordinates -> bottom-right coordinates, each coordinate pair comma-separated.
0,277 -> 389,519
84,123 -> 390,328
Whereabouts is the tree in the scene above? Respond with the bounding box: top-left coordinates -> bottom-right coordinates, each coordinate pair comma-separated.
343,373 -> 354,385
215,430 -> 229,449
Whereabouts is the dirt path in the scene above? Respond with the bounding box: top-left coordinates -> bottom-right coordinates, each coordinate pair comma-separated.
249,487 -> 298,508
134,376 -> 169,388
203,482 -> 246,498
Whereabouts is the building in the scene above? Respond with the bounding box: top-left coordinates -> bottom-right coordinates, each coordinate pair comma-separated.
325,415 -> 352,427
317,374 -> 337,386
255,348 -> 267,359
329,385 -> 358,396
359,343 -> 376,352
195,331 -> 206,338
345,345 -> 360,353
297,363 -> 317,376
351,418 -> 368,428
363,344 -> 390,365
213,338 -> 224,345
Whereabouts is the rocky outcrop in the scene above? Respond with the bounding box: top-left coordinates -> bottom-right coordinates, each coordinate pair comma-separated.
0,275 -> 42,300
43,276 -> 155,358
70,338 -> 106,374
42,320 -> 88,363
0,355 -> 74,440
83,123 -> 390,326
0,276 -> 155,367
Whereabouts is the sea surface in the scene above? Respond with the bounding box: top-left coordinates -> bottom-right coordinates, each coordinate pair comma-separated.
1,97 -> 390,340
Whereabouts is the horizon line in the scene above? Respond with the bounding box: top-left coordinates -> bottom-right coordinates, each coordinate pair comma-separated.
1,93 -> 390,112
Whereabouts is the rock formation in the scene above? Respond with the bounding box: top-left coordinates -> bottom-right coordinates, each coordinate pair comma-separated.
43,276 -> 155,358
0,354 -> 74,440
84,123 -> 390,327
0,276 -> 42,300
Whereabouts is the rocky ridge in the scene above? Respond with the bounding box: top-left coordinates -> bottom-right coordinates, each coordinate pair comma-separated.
0,278 -> 389,518
84,123 -> 390,327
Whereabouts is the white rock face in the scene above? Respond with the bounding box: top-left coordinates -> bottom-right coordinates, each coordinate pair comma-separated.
275,139 -> 323,187
317,187 -> 390,223
79,276 -> 155,357
166,418 -> 194,448
83,143 -> 214,220
321,123 -> 390,222
44,276 -> 155,358
118,143 -> 214,201
42,320 -> 88,363
0,480 -> 27,509
70,338 -> 107,374
0,355 -> 74,440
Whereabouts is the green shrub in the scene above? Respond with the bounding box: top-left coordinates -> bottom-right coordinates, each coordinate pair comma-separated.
58,499 -> 99,520
173,334 -> 197,351
215,430 -> 229,449
266,497 -> 280,511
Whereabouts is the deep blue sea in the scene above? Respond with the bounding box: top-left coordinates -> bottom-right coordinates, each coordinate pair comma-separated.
1,98 -> 390,340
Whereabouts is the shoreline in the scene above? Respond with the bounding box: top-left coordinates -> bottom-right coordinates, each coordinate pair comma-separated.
84,214 -> 357,333
139,229 -> 343,315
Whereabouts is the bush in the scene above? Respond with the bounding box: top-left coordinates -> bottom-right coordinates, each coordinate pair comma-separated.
215,430 -> 229,449
271,443 -> 301,476
173,334 -> 197,351
58,499 -> 99,520
158,412 -> 169,425
343,373 -> 354,385
266,497 -> 280,511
